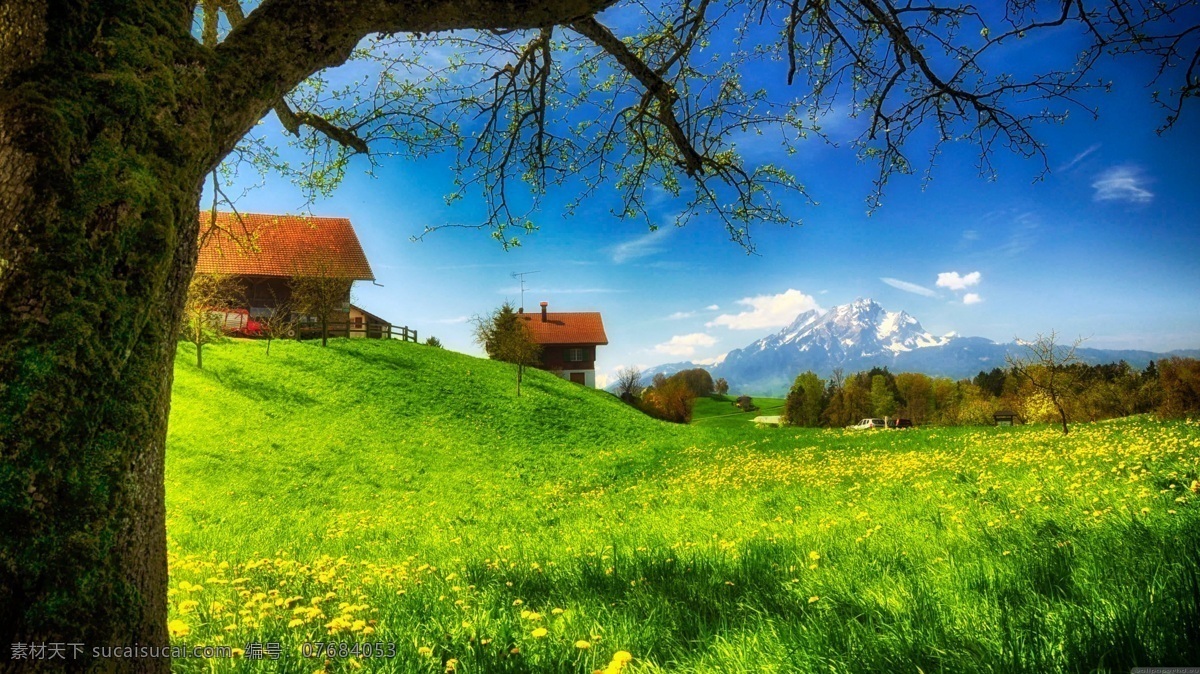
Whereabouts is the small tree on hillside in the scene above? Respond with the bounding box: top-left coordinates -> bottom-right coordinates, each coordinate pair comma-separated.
180,273 -> 243,369
474,302 -> 541,396
1007,331 -> 1084,435
424,336 -> 443,348
257,290 -> 297,357
714,378 -> 730,396
615,366 -> 644,402
291,262 -> 353,347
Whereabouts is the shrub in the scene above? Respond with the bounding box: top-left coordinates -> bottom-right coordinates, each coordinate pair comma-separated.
640,379 -> 695,423
424,336 -> 443,348
735,395 -> 757,412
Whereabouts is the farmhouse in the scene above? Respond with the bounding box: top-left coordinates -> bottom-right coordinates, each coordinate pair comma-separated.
196,212 -> 394,338
520,302 -> 608,388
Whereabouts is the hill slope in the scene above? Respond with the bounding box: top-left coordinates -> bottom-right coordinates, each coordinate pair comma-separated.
164,339 -> 1200,673
168,339 -> 686,558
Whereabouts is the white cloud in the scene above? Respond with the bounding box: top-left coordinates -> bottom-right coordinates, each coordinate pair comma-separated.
963,293 -> 983,305
431,315 -> 470,324
668,304 -> 720,320
694,353 -> 728,366
1058,143 -> 1100,172
1092,166 -> 1154,203
936,271 -> 982,291
610,228 -> 671,263
707,289 -> 822,330
881,277 -> 937,297
654,333 -> 718,357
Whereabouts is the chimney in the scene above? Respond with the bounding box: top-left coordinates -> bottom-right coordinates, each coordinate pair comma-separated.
540,301 -> 548,322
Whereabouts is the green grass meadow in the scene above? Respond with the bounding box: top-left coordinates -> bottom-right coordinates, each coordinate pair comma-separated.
690,395 -> 785,429
165,339 -> 1200,673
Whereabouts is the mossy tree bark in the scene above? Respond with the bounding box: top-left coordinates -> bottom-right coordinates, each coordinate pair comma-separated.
0,1 -> 617,670
0,2 -> 212,670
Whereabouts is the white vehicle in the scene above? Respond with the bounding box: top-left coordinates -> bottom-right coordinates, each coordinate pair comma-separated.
849,418 -> 886,430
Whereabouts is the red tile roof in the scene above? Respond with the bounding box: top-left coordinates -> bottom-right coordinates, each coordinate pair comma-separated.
196,212 -> 374,281
519,311 -> 609,346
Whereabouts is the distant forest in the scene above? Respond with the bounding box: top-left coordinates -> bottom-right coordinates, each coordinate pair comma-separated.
628,358 -> 1200,429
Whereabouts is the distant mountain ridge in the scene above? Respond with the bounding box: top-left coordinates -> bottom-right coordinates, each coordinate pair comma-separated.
637,298 -> 1194,397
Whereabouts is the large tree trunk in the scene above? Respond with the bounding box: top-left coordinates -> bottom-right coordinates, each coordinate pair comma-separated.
0,3 -> 208,671
0,0 -> 623,670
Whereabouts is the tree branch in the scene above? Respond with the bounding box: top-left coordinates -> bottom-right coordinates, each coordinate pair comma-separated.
205,0 -> 619,167
569,14 -> 705,177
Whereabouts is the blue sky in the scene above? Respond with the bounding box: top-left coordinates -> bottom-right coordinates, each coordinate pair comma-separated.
207,7 -> 1200,386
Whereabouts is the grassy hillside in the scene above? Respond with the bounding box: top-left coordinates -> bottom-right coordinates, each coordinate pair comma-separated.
166,339 -> 1200,673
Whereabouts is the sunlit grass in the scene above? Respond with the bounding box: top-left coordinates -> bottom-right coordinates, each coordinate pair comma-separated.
166,339 -> 1200,672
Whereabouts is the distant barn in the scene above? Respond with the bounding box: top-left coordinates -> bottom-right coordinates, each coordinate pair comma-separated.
196,212 -> 397,339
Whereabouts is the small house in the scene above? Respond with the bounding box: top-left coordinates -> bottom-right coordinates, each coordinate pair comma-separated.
196,212 -> 394,338
519,301 -> 608,387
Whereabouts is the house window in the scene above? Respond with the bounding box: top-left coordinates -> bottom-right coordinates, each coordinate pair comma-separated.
566,348 -> 586,362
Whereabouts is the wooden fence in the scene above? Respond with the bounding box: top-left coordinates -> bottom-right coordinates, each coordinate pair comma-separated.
297,321 -> 417,342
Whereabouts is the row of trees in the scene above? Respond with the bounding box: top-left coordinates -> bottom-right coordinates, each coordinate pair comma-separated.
782,356 -> 1200,433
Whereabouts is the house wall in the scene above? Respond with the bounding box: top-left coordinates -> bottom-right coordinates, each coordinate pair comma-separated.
554,369 -> 597,388
537,345 -> 597,371
237,277 -> 293,315
233,275 -> 352,318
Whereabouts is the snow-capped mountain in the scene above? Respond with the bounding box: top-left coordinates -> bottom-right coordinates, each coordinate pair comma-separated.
742,299 -> 953,360
636,298 -> 1179,396
710,298 -> 954,393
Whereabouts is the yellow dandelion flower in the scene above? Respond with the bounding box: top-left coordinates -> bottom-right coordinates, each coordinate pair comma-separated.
575,640 -> 592,649
808,551 -> 820,561
417,646 -> 433,656
551,608 -> 565,615
167,619 -> 190,638
445,659 -> 459,672
808,596 -> 819,603
288,618 -> 305,628
531,627 -> 549,638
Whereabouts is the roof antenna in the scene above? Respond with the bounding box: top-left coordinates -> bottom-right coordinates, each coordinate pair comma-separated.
510,270 -> 540,312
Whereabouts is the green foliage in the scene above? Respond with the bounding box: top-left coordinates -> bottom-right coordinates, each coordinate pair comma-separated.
424,336 -> 443,348
782,371 -> 825,427
869,374 -> 899,418
665,368 -> 715,398
164,340 -> 1200,672
474,301 -> 541,396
